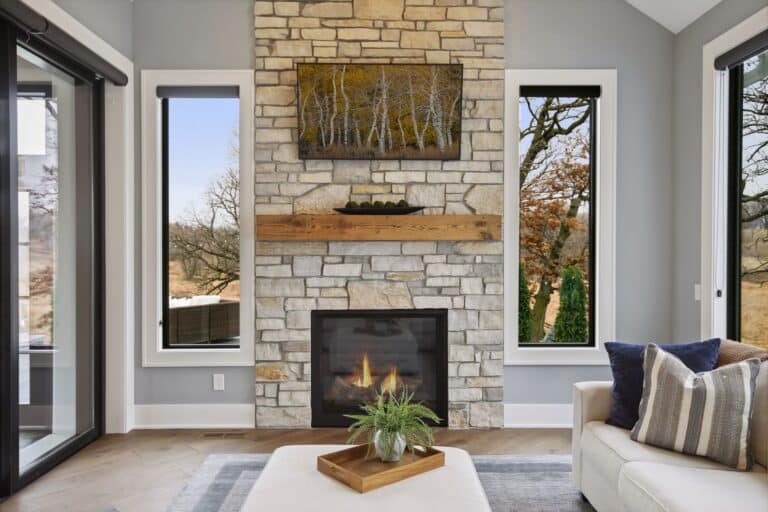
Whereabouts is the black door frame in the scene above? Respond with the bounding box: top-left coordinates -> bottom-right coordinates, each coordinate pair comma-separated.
0,17 -> 105,498
0,18 -> 21,499
726,64 -> 744,341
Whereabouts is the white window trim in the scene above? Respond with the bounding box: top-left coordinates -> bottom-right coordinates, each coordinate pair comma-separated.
700,7 -> 768,340
504,69 -> 617,366
141,70 -> 254,367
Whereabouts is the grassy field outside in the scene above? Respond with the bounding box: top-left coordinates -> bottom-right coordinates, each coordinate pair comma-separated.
741,227 -> 768,348
168,260 -> 239,302
742,281 -> 768,349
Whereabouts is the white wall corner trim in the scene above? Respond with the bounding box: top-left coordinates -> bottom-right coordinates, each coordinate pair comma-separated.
503,403 -> 573,428
134,404 -> 256,429
141,69 -> 255,367
21,0 -> 136,434
503,69 -> 617,366
700,7 -> 768,340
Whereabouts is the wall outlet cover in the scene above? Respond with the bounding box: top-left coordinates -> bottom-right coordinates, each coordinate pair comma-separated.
213,374 -> 225,391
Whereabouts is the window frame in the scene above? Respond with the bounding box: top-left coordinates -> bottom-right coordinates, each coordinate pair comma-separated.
159,94 -> 241,350
726,64 -> 744,340
726,50 -> 768,344
516,86 -> 598,348
141,70 -> 254,367
700,8 -> 768,340
504,69 -> 616,365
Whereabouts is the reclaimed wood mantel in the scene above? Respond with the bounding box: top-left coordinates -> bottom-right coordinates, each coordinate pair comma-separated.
255,215 -> 502,241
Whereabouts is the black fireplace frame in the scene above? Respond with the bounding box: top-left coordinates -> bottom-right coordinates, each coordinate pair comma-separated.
311,309 -> 448,428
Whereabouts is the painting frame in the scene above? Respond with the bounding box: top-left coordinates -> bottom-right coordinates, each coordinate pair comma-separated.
296,62 -> 463,161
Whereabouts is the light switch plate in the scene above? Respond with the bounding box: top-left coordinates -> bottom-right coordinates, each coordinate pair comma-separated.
213,373 -> 225,391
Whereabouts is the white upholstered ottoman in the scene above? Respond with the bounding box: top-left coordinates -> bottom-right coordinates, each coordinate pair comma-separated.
241,445 -> 491,512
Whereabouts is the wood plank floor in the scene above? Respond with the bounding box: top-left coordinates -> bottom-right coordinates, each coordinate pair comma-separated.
0,428 -> 571,512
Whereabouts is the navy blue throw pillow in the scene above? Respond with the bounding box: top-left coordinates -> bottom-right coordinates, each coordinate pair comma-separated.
604,339 -> 720,430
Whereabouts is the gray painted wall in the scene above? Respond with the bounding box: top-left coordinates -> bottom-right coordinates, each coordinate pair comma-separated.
671,0 -> 767,342
53,0 -> 256,405
505,366 -> 612,403
52,0 -> 757,407
504,0 -> 675,403
53,0 -> 133,59
132,0 -> 255,404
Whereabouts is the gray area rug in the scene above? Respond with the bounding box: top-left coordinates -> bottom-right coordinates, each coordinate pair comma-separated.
168,453 -> 594,512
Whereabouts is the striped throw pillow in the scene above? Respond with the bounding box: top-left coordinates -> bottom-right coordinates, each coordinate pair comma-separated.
630,344 -> 761,470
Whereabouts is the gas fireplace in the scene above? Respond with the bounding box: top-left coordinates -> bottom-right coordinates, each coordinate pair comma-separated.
311,309 -> 448,427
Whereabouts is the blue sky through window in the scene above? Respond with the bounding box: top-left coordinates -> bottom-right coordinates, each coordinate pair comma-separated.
168,97 -> 239,222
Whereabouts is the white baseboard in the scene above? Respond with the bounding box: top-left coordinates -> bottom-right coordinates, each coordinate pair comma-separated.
133,403 -> 255,429
504,403 -> 573,428
133,403 -> 569,430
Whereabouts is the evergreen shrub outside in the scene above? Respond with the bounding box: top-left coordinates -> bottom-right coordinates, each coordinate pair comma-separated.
554,266 -> 588,343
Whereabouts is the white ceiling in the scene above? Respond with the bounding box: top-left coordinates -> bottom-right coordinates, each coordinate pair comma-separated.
625,0 -> 722,34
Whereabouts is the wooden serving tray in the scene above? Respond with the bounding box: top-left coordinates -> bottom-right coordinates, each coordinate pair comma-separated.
317,444 -> 445,493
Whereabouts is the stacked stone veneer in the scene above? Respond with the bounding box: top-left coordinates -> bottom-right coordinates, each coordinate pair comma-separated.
253,0 -> 504,428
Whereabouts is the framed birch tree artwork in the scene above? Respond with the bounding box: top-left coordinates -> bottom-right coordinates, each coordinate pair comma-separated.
297,63 -> 463,160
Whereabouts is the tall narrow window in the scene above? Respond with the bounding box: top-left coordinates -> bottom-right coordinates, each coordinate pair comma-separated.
518,86 -> 598,346
160,88 -> 241,348
728,49 -> 768,348
142,71 -> 253,367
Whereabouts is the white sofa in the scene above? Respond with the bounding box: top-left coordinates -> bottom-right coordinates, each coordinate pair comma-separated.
572,362 -> 768,512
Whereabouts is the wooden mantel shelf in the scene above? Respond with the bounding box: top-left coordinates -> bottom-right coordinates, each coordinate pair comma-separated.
256,214 -> 501,241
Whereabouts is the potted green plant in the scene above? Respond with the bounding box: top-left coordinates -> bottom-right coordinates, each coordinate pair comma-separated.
345,389 -> 441,462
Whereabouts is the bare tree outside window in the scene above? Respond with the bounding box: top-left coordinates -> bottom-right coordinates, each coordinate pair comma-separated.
518,93 -> 593,344
168,165 -> 240,296
737,53 -> 768,348
162,97 -> 240,347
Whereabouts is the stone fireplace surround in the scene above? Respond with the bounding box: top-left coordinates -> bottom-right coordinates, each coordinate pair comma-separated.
253,0 -> 504,428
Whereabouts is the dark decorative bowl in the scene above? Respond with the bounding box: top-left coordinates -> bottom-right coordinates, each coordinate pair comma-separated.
333,207 -> 425,215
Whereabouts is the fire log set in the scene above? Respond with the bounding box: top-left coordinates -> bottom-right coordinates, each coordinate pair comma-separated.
329,353 -> 423,403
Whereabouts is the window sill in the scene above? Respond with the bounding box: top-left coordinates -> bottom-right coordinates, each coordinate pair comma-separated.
504,343 -> 610,366
142,338 -> 254,367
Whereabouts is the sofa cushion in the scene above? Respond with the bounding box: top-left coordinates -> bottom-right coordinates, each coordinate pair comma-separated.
583,422 -> 745,471
631,345 -> 761,469
581,421 -> 745,493
604,339 -> 720,429
618,462 -> 768,512
752,362 -> 768,468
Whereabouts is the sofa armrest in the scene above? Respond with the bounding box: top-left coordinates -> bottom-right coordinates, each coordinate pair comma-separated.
572,381 -> 613,490
574,381 -> 613,426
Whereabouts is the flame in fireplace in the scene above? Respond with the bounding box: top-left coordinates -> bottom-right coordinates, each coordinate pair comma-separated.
348,354 -> 404,394
380,367 -> 399,394
351,353 -> 373,388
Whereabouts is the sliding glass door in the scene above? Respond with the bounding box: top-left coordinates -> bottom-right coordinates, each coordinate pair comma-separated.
728,48 -> 768,348
0,19 -> 103,496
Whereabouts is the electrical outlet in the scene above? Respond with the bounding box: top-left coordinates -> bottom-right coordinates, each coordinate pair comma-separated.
213,373 -> 225,391
694,283 -> 701,302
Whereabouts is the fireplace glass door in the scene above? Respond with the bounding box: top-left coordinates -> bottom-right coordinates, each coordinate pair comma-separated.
311,309 -> 447,427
